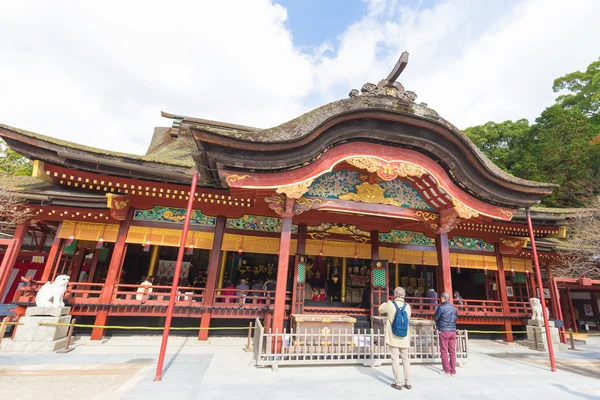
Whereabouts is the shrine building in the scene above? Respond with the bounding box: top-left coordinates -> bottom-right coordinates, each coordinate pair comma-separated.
1,53 -> 599,341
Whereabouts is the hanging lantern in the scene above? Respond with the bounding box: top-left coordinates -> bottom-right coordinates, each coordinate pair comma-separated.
456,264 -> 461,274
319,241 -> 324,258
354,253 -> 358,260
511,268 -> 515,276
66,235 -> 75,246
353,243 -> 358,260
421,251 -> 425,267
143,240 -> 151,252
525,268 -> 529,276
238,247 -> 243,255
186,244 -> 194,255
96,237 -> 104,249
238,237 -> 243,255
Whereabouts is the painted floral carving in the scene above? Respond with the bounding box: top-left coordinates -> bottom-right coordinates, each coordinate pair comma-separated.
379,180 -> 433,210
448,236 -> 494,252
307,222 -> 370,237
226,214 -> 298,233
379,230 -> 435,246
306,170 -> 362,198
134,206 -> 216,226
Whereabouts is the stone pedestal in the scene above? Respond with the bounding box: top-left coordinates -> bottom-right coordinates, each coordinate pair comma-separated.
523,319 -> 566,352
0,307 -> 72,352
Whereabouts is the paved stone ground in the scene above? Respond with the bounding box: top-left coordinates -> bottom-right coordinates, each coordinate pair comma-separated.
1,335 -> 600,400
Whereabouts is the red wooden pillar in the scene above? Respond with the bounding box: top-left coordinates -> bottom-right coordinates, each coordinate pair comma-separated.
528,271 -> 537,298
297,223 -> 307,255
495,251 -> 513,342
436,233 -> 452,300
198,216 -> 226,340
0,221 -> 29,299
272,215 -> 293,334
565,289 -> 577,333
370,230 -> 379,260
41,227 -> 62,282
91,209 -> 133,340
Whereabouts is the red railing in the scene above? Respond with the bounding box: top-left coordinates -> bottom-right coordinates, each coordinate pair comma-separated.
212,289 -> 276,309
507,301 -> 531,317
405,296 -> 440,315
112,284 -> 205,307
457,299 -> 504,316
66,282 -> 104,304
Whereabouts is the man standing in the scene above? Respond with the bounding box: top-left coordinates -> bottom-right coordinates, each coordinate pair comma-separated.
434,292 -> 458,376
378,287 -> 412,391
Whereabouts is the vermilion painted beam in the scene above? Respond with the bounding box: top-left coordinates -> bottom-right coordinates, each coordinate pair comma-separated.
0,221 -> 29,299
198,216 -> 226,341
91,208 -> 134,340
297,223 -> 307,255
272,216 -> 293,334
495,251 -> 513,342
436,232 -> 452,300
371,230 -> 379,260
41,229 -> 62,282
222,143 -> 515,221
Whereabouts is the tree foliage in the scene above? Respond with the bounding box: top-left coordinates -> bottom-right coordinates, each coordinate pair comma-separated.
0,139 -> 32,233
465,57 -> 600,208
0,139 -> 32,176
555,197 -> 600,279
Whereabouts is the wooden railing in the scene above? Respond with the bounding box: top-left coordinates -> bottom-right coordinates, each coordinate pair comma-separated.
66,282 -> 104,304
405,296 -> 440,315
112,284 -> 205,306
507,301 -> 531,317
213,289 -> 276,309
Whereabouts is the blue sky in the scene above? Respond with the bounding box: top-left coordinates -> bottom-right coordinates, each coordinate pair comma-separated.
1,0 -> 599,154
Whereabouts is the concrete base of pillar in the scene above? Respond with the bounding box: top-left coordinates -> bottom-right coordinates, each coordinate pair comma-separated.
1,307 -> 71,353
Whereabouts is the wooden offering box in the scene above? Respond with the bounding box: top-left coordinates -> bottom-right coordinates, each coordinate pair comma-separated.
291,314 -> 356,334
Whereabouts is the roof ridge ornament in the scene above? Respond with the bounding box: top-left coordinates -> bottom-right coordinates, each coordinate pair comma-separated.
348,51 -> 420,104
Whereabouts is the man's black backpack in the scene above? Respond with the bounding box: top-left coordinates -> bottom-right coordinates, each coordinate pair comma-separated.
392,301 -> 409,337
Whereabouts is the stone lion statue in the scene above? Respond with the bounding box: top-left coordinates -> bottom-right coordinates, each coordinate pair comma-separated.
530,297 -> 544,321
35,275 -> 70,308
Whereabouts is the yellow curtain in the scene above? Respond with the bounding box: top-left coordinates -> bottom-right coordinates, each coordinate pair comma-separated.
305,239 -> 371,259
503,257 -> 532,273
58,220 -> 119,242
221,233 -> 298,255
125,226 -> 214,249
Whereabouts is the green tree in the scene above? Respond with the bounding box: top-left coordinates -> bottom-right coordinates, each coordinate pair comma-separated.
0,139 -> 32,176
553,57 -> 600,133
464,119 -> 530,171
512,105 -> 600,207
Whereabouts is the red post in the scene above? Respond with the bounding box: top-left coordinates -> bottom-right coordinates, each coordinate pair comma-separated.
297,223 -> 307,255
155,171 -> 199,381
526,209 -> 556,372
0,221 -> 29,299
370,230 -> 379,260
436,232 -> 452,301
91,209 -> 133,340
198,216 -> 226,341
272,215 -> 293,334
41,227 -> 62,282
495,251 -> 513,342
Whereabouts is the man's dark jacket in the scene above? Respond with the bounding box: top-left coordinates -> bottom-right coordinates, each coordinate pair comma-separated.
434,301 -> 458,332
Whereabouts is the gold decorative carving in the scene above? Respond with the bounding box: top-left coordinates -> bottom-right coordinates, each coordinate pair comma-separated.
350,235 -> 371,243
320,326 -> 331,335
162,210 -> 185,222
327,225 -> 354,235
308,232 -> 330,239
225,174 -> 250,186
500,237 -> 526,248
276,180 -> 314,199
451,198 -> 479,219
295,197 -> 323,209
345,157 -> 427,181
498,208 -> 515,219
411,210 -> 439,222
339,182 -> 402,206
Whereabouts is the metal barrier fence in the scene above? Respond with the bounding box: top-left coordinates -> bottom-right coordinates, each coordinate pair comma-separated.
253,318 -> 469,369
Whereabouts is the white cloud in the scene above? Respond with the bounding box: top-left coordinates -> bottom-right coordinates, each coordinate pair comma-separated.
0,0 -> 599,155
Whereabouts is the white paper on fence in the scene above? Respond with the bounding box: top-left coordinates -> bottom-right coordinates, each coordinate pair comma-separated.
353,335 -> 372,347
